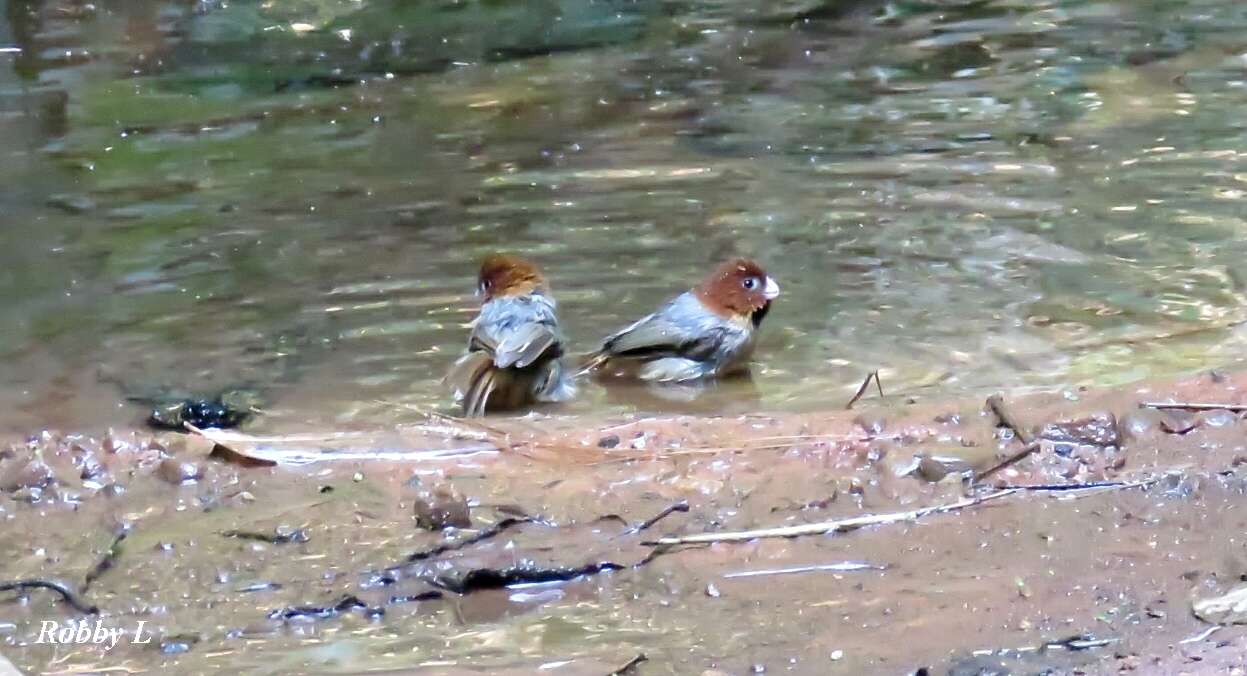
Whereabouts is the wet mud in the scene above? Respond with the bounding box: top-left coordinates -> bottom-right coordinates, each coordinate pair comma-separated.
4,370 -> 1247,674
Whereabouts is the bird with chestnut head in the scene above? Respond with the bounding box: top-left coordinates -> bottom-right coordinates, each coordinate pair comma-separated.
444,253 -> 575,416
580,257 -> 780,383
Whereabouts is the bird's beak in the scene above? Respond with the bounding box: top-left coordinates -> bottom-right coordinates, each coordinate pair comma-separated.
763,276 -> 780,300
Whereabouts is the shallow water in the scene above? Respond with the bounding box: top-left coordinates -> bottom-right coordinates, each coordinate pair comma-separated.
4,0 -> 1247,432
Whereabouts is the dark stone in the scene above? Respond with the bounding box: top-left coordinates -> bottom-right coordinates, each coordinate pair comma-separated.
1038,412 -> 1119,447
413,485 -> 471,530
597,434 -> 621,449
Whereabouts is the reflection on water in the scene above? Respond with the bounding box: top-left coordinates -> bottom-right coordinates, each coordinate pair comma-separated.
3,0 -> 1247,432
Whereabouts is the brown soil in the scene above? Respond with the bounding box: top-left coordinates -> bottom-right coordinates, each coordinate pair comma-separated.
4,370 -> 1247,675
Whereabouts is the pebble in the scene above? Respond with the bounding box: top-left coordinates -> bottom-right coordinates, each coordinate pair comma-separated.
157,458 -> 203,485
0,459 -> 55,491
413,485 -> 471,530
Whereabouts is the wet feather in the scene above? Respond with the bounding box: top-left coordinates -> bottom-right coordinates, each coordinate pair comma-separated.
446,255 -> 576,415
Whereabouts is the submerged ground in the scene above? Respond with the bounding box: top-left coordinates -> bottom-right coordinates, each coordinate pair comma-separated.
6,0 -> 1247,673
5,368 -> 1247,674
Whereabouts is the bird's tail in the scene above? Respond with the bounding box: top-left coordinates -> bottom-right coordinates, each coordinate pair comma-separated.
575,351 -> 609,378
444,352 -> 500,417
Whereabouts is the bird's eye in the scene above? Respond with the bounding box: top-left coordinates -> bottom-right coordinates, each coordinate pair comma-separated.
742,277 -> 757,290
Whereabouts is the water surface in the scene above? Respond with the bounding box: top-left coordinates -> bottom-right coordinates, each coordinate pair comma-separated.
4,0 -> 1247,431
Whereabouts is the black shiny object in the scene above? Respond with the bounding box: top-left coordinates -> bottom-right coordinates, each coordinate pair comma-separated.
147,398 -> 250,430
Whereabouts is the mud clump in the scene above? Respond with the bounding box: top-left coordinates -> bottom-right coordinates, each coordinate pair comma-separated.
412,484 -> 471,530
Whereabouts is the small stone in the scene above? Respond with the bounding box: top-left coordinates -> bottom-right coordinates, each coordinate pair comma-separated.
12,486 -> 42,503
853,414 -> 886,435
413,485 -> 471,530
0,460 -> 55,492
1201,410 -> 1238,428
830,650 -> 844,661
157,458 -> 203,485
705,583 -> 720,598
1159,413 -> 1200,435
1118,410 -> 1162,442
597,435 -> 621,449
916,456 -> 951,482
1039,412 -> 1119,446
352,472 -> 364,482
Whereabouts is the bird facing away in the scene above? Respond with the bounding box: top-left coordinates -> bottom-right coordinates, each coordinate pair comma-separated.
445,254 -> 575,416
581,257 -> 780,383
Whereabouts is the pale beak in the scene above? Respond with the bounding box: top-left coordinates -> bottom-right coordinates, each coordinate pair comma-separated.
763,276 -> 780,300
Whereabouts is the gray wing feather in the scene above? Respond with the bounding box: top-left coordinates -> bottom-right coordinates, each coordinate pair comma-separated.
493,322 -> 559,369
599,293 -> 750,363
471,295 -> 564,368
600,293 -> 707,357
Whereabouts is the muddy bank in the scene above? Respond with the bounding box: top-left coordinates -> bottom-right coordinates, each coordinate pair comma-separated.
4,370 -> 1247,674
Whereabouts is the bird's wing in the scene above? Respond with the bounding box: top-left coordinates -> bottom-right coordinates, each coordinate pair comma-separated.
598,294 -> 724,359
470,296 -> 563,369
492,322 -> 560,369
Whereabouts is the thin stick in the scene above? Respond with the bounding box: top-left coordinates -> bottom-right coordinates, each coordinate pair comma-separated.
845,370 -> 883,410
0,579 -> 98,614
625,500 -> 690,535
641,489 -> 1018,546
972,441 -> 1041,484
722,562 -> 885,578
1142,402 -> 1247,413
375,400 -> 507,441
987,393 -> 1032,444
589,431 -> 914,465
608,653 -> 648,676
1003,478 -> 1156,493
1180,625 -> 1221,644
82,531 -> 127,594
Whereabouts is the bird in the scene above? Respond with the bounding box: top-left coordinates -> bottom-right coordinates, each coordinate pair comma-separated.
580,257 -> 780,383
444,253 -> 575,416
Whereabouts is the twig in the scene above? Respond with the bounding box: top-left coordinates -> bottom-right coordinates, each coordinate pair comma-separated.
268,593 -> 383,621
845,370 -> 884,410
376,400 -> 511,440
0,579 -> 98,614
625,501 -> 690,535
1142,401 -> 1247,413
987,393 -> 1032,444
590,432 -> 912,465
722,562 -> 885,579
1180,625 -> 1221,644
1044,634 -> 1117,651
82,531 -> 127,594
404,517 -> 530,563
222,528 -> 310,544
1002,478 -> 1156,493
972,441 -> 1041,484
642,489 -> 1018,546
608,653 -> 648,676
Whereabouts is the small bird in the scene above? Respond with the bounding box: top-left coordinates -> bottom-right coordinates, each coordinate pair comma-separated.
581,258 -> 780,383
445,254 -> 575,416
